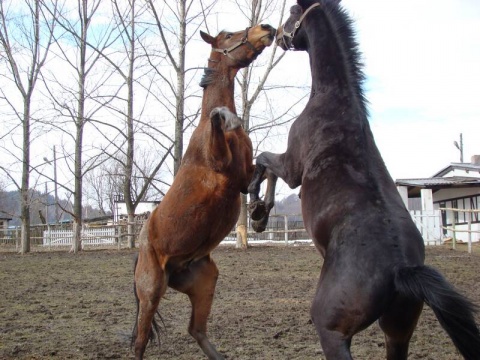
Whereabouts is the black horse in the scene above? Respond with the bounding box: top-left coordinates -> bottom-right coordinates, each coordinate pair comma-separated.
247,0 -> 480,359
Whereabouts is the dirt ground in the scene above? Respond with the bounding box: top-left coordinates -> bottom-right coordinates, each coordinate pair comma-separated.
1,244 -> 479,359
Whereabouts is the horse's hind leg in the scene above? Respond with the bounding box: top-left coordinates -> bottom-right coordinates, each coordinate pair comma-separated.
378,297 -> 423,360
310,270 -> 381,360
133,247 -> 167,360
311,316 -> 354,360
169,255 -> 224,360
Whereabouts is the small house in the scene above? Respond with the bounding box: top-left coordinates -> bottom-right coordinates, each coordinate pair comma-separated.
112,195 -> 160,223
0,216 -> 12,230
395,155 -> 480,243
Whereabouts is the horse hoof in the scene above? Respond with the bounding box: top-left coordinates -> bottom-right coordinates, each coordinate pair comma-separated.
249,201 -> 267,221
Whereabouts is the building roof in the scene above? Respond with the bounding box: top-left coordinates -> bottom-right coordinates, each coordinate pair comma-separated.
395,176 -> 480,197
432,162 -> 480,177
395,176 -> 480,188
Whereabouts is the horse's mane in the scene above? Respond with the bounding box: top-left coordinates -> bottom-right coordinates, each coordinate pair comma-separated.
199,68 -> 217,89
302,0 -> 369,119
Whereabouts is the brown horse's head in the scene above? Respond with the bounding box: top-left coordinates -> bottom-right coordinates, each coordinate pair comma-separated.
200,24 -> 276,69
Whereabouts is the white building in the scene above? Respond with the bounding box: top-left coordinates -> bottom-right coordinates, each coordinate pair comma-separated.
396,155 -> 480,243
112,195 -> 160,223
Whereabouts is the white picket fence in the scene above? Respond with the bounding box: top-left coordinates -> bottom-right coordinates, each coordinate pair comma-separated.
43,227 -> 116,247
409,210 -> 443,245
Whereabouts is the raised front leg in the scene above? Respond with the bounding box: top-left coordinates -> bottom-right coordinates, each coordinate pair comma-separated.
248,151 -> 297,232
169,256 -> 224,360
208,107 -> 234,168
248,167 -> 278,232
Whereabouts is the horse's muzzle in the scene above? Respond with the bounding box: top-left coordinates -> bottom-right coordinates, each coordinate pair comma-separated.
260,24 -> 276,42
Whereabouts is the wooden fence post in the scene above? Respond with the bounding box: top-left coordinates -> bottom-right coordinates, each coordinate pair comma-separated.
452,214 -> 456,250
117,225 -> 122,250
15,227 -> 19,251
467,213 -> 472,254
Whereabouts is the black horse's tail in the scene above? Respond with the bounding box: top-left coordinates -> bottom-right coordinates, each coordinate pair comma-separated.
395,265 -> 480,359
131,254 -> 163,349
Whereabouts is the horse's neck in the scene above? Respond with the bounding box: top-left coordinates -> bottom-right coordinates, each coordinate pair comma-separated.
305,17 -> 358,103
200,69 -> 237,121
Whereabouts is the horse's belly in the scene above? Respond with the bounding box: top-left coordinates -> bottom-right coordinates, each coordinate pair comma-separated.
147,186 -> 240,257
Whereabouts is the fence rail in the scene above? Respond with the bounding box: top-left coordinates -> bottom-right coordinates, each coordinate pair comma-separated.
440,207 -> 480,253
0,214 -> 309,251
43,227 -> 116,248
2,209 -> 477,252
409,210 -> 442,245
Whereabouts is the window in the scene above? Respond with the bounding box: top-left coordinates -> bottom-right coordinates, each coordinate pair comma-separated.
438,195 -> 480,226
470,196 -> 479,223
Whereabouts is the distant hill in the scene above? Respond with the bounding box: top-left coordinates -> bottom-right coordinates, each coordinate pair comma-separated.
272,193 -> 301,215
1,189 -> 303,227
0,190 -> 100,226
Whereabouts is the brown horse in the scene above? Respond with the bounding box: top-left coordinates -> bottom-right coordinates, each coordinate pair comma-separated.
248,1 -> 480,359
132,24 -> 275,360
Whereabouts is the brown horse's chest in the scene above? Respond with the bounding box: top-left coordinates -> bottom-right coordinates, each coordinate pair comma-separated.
149,169 -> 240,255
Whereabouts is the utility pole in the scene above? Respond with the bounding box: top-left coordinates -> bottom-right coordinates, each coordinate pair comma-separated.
53,146 -> 59,223
453,133 -> 464,163
43,146 -> 59,223
45,182 -> 48,224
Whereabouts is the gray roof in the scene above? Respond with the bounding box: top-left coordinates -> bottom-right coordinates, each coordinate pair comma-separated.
395,176 -> 480,198
395,176 -> 480,188
432,162 -> 480,177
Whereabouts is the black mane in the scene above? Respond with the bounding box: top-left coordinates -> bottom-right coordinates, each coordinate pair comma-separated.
303,0 -> 369,118
199,68 -> 217,89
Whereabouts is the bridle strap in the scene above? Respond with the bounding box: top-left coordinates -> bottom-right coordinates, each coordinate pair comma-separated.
212,27 -> 260,60
282,3 -> 321,46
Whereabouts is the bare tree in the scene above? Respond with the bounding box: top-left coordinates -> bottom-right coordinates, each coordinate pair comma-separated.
233,0 -> 291,248
84,147 -> 168,219
145,0 -> 218,176
41,0 -> 119,252
104,0 -> 174,247
0,0 -> 57,253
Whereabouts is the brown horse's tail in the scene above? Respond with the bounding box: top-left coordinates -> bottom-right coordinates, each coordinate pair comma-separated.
395,265 -> 480,359
131,254 -> 163,349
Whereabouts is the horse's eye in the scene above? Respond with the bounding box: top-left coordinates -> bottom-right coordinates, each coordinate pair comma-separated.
226,33 -> 233,39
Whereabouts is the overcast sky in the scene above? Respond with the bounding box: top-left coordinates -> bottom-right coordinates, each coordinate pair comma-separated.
214,0 -> 480,198
346,0 -> 480,178
3,0 -> 478,202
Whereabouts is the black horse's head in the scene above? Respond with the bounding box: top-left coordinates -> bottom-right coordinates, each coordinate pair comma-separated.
276,0 -> 341,51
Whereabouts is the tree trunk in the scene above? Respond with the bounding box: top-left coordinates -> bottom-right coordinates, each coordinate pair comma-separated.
236,194 -> 249,249
72,220 -> 82,252
123,0 -> 137,248
173,0 -> 186,176
71,0 -> 88,253
127,213 -> 135,248
20,104 -> 31,253
71,117 -> 84,253
236,88 -> 252,249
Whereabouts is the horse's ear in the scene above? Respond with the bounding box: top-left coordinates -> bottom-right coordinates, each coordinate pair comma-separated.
200,30 -> 215,45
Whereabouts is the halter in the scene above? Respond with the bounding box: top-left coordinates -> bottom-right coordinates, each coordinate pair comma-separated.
211,27 -> 261,60
280,3 -> 321,50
